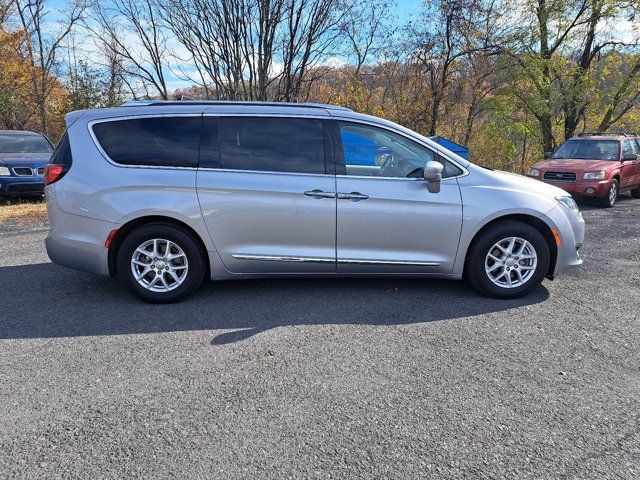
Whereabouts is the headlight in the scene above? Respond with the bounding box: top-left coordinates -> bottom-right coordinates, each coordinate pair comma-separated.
583,171 -> 605,180
0,166 -> 10,176
556,195 -> 578,211
527,168 -> 540,177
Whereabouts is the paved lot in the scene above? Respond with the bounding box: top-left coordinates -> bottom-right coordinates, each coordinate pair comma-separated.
0,196 -> 638,479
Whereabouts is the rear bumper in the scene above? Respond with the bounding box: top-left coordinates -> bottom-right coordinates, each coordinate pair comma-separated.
45,189 -> 116,276
537,178 -> 612,198
0,177 -> 44,196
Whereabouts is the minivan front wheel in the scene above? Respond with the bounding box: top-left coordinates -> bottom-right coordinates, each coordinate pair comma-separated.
117,224 -> 206,303
466,221 -> 550,299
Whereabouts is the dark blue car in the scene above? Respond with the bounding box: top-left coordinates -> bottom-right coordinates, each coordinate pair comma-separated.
0,130 -> 53,197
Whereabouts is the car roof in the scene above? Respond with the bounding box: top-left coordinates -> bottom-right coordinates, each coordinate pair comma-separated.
74,101 -> 350,123
570,133 -> 638,141
0,130 -> 43,136
120,100 -> 353,112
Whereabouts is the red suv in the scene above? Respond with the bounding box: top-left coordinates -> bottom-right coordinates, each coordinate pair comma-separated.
527,133 -> 640,207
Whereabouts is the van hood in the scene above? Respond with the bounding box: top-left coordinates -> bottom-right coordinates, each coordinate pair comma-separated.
532,158 -> 616,172
0,152 -> 51,167
487,168 -> 569,197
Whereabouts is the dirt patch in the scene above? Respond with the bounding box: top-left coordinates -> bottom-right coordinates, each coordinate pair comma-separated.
0,199 -> 48,232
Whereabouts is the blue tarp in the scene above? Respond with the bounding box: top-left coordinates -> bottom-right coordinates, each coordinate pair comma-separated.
342,131 -> 469,165
342,131 -> 378,166
429,136 -> 469,160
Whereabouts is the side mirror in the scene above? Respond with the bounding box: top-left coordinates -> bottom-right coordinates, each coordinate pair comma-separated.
543,151 -> 553,159
423,160 -> 444,193
622,153 -> 639,162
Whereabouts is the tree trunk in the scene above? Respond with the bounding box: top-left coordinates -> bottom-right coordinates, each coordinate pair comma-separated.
540,112 -> 553,153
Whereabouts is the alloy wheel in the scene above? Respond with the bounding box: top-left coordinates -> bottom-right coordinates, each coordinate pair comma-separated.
484,237 -> 538,289
130,238 -> 189,292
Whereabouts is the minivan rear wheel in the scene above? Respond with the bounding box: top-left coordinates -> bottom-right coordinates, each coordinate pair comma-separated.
117,224 -> 206,303
466,221 -> 550,299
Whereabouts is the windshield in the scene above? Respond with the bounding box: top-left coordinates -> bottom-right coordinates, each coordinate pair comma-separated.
552,140 -> 619,161
0,133 -> 53,154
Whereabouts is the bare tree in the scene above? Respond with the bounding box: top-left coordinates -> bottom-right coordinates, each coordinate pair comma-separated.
1,0 -> 14,26
410,0 -> 484,136
458,0 -> 509,145
276,0 -> 355,101
159,0 -> 357,101
14,0 -> 89,134
342,0 -> 391,77
597,54 -> 640,132
159,0 -> 277,100
90,0 -> 170,99
102,40 -> 127,107
558,1 -> 640,138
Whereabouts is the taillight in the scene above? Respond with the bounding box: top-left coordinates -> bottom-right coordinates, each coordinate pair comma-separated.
46,132 -> 72,185
44,164 -> 68,185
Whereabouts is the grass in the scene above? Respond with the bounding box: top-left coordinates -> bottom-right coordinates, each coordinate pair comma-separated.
0,199 -> 47,225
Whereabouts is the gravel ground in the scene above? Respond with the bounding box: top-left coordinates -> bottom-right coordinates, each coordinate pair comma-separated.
0,195 -> 638,479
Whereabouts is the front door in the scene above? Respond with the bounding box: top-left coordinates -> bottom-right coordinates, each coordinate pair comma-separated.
332,121 -> 463,274
196,115 -> 336,274
621,139 -> 640,189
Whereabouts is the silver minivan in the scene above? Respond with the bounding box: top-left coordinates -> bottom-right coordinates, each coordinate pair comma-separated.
45,101 -> 585,302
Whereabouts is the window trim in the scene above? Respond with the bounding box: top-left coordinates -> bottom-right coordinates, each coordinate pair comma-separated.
88,114 -> 203,170
87,112 -> 469,178
331,119 -> 467,180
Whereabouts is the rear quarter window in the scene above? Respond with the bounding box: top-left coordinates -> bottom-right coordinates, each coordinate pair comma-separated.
49,132 -> 72,166
92,116 -> 201,167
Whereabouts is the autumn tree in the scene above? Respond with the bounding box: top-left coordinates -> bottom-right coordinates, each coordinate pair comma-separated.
14,0 -> 88,135
158,0 -> 364,101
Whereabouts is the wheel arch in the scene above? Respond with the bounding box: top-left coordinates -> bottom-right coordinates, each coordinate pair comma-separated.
107,215 -> 211,277
462,214 -> 558,278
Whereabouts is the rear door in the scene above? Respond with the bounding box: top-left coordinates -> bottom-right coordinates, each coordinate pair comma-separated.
196,114 -> 336,274
332,121 -> 463,274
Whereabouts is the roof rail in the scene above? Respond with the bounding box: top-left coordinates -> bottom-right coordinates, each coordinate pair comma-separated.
120,100 -> 352,112
576,131 -> 638,137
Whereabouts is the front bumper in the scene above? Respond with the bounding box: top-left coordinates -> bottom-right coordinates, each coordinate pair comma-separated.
0,176 -> 45,196
535,178 -> 612,198
546,204 -> 585,275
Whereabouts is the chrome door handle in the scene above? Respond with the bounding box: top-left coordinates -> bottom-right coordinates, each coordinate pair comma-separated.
337,192 -> 369,201
304,189 -> 336,199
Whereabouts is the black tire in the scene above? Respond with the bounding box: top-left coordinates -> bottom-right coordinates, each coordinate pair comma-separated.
598,179 -> 618,208
116,223 -> 206,303
466,220 -> 550,299
631,185 -> 640,199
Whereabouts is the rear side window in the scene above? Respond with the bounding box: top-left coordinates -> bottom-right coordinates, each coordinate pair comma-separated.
92,116 -> 200,167
218,117 -> 325,174
49,132 -> 72,166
